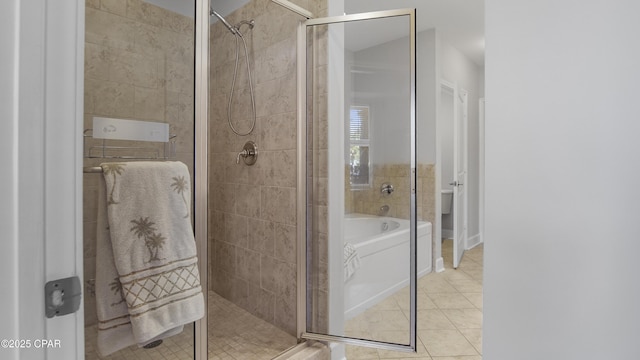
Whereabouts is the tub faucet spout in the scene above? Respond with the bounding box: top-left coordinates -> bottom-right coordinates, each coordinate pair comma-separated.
379,205 -> 390,216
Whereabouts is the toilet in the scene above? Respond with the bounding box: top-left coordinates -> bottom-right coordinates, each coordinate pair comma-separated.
441,189 -> 454,215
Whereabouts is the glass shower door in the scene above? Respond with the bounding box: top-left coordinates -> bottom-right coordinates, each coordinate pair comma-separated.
83,1 -> 198,358
301,8 -> 418,352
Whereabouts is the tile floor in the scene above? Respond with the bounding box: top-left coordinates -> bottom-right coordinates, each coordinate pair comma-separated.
84,322 -> 194,360
85,291 -> 296,360
345,240 -> 483,360
206,291 -> 297,360
85,241 -> 482,360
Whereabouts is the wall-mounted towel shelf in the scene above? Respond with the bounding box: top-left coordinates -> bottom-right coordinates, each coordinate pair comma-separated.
83,118 -> 177,174
84,129 -> 177,159
83,166 -> 104,173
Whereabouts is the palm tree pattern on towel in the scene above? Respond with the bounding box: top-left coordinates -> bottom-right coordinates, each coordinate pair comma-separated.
130,217 -> 166,263
102,163 -> 126,205
109,277 -> 126,307
171,175 -> 190,219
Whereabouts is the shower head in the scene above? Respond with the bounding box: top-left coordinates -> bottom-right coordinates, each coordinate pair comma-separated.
210,9 -> 237,35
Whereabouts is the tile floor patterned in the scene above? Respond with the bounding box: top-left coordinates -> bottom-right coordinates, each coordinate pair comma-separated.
345,240 -> 483,360
85,291 -> 295,360
85,241 -> 481,360
84,323 -> 194,360
207,291 -> 296,360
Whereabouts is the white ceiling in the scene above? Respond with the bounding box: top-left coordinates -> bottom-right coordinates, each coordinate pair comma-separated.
143,0 -> 484,66
142,0 -> 252,23
143,0 -> 194,17
345,0 -> 485,66
209,0 -> 251,18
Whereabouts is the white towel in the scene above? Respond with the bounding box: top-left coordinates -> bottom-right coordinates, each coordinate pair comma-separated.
344,242 -> 361,281
96,161 -> 204,356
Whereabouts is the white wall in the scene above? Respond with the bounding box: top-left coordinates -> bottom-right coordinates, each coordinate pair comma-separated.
351,29 -> 438,164
353,35 -> 411,165
484,0 -> 640,358
0,1 -> 20,356
479,68 -> 485,98
350,29 -> 437,165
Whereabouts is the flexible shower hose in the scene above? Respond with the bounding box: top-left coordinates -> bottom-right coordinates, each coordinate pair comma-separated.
227,28 -> 256,136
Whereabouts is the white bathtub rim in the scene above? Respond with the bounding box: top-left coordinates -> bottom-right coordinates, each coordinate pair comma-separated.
344,214 -> 432,247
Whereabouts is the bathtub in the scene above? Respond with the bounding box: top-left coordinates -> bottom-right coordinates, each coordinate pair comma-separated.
344,214 -> 432,319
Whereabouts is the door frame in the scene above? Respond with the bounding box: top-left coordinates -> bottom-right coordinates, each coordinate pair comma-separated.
453,88 -> 469,268
2,0 -> 86,358
438,81 -> 469,268
479,98 -> 485,245
194,0 -> 209,358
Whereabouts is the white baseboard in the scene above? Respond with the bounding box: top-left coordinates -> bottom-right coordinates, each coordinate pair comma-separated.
442,229 -> 453,239
467,233 -> 482,249
435,257 -> 445,272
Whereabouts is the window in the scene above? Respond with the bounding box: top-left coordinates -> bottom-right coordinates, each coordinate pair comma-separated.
349,105 -> 370,186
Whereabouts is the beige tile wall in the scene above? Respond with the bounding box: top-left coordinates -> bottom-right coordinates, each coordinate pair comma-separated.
208,0 -> 327,336
82,0 -> 195,327
347,163 -> 436,224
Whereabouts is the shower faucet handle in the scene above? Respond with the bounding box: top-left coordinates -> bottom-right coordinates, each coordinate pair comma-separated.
236,150 -> 248,164
381,183 -> 394,195
236,141 -> 258,166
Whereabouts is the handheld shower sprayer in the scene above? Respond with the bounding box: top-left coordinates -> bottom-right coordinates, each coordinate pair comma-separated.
209,8 -> 257,136
210,9 -> 238,35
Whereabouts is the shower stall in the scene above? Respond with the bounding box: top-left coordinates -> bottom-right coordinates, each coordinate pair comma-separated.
206,0 -> 308,356
81,0 -> 430,359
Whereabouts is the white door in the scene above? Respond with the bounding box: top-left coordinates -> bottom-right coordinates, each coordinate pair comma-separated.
453,89 -> 468,269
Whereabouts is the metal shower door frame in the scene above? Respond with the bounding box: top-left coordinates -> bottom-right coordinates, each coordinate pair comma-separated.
194,0 -> 210,358
296,8 -> 418,353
